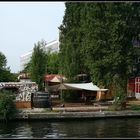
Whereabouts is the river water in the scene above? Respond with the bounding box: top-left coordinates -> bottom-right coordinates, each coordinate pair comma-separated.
0,118 -> 140,138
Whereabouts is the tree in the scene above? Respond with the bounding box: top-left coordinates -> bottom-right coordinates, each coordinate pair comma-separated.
30,40 -> 48,91
47,52 -> 59,74
59,2 -> 140,108
0,68 -> 18,82
0,51 -> 17,82
23,60 -> 32,73
59,2 -> 89,82
0,52 -> 7,68
0,91 -> 17,121
81,3 -> 140,109
58,2 -> 89,102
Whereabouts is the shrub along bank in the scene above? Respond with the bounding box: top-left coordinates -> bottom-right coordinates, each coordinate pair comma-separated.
0,91 -> 17,122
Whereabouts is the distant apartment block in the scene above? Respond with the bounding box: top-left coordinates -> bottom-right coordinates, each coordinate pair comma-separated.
20,39 -> 59,71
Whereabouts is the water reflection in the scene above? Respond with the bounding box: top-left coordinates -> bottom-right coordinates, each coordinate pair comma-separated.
0,118 -> 140,138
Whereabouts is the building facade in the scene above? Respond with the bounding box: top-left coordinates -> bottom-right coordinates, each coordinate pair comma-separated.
128,37 -> 140,99
128,77 -> 140,99
20,39 -> 59,71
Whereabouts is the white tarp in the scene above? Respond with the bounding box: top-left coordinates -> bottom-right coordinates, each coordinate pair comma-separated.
49,82 -> 108,91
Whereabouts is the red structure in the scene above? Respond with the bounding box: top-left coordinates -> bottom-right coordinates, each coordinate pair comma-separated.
128,76 -> 140,93
44,74 -> 66,84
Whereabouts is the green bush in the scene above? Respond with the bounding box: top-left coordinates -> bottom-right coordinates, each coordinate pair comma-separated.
0,91 -> 17,121
131,104 -> 140,111
113,85 -> 127,110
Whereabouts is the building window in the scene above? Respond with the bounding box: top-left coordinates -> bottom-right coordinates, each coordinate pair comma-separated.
132,37 -> 140,48
135,56 -> 140,64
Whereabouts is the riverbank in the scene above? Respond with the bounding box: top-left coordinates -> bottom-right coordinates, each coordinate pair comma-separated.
14,107 -> 140,121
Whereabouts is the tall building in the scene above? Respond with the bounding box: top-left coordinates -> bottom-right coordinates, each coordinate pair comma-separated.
20,39 -> 59,71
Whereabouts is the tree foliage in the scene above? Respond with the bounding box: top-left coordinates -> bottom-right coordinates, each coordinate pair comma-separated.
59,2 -> 140,105
0,91 -> 17,121
30,40 -> 48,91
0,68 -> 18,82
47,52 -> 59,74
0,52 -> 7,68
59,2 -> 89,82
0,51 -> 17,82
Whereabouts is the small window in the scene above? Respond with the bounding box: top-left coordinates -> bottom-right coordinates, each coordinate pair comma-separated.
132,37 -> 140,48
135,56 -> 140,64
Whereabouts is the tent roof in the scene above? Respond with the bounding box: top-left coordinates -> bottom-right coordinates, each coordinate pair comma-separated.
50,76 -> 63,83
49,82 -> 108,91
45,74 -> 66,82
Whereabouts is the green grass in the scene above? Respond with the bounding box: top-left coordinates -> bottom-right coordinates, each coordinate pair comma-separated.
130,104 -> 140,111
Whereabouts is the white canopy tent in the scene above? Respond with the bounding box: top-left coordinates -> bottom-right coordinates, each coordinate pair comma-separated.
49,82 -> 108,92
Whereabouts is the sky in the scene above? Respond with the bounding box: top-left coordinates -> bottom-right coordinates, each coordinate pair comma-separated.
0,2 -> 65,73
